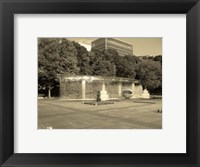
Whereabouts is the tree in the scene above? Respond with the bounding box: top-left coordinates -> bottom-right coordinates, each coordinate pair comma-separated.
154,55 -> 162,65
90,48 -> 140,78
90,49 -> 116,76
38,38 -> 79,98
38,38 -> 162,96
135,59 -> 162,92
114,54 -> 139,78
72,41 -> 93,75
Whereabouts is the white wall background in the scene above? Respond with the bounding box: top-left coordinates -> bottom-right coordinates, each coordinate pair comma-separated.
14,14 -> 186,153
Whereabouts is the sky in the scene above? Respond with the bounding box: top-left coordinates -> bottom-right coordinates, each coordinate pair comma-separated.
67,37 -> 162,56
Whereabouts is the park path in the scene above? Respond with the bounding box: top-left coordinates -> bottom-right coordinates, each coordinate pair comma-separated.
38,99 -> 162,129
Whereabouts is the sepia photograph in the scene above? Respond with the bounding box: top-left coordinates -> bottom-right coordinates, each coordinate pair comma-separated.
38,37 -> 162,129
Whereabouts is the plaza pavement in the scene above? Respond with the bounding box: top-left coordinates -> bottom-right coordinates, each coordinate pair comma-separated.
38,99 -> 162,129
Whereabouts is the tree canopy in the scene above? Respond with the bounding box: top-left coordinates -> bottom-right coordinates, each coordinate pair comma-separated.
135,60 -> 162,92
38,38 -> 162,97
90,49 -> 116,76
38,38 -> 79,97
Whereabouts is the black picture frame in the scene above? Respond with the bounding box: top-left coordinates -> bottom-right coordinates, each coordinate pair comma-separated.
0,0 -> 200,166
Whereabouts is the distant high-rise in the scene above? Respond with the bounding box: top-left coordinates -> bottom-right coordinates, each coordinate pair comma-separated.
91,38 -> 133,56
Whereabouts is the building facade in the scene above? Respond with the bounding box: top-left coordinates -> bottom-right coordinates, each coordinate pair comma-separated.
91,38 -> 133,56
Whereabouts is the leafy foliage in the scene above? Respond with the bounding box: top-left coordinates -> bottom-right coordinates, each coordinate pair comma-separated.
38,38 -> 162,97
72,41 -> 93,75
114,54 -> 139,78
90,49 -> 116,76
135,60 -> 162,92
38,38 -> 79,97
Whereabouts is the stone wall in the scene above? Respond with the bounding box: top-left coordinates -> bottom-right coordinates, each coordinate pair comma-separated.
60,80 -> 82,99
106,81 -> 120,98
85,81 -> 101,99
133,85 -> 143,97
59,76 -> 144,100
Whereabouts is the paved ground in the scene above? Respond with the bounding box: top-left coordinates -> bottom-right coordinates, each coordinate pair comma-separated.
38,99 -> 162,129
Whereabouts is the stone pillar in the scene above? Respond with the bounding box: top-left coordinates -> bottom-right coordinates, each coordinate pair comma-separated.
118,82 -> 122,98
82,80 -> 86,100
132,82 -> 135,98
138,85 -> 143,96
102,81 -> 106,91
